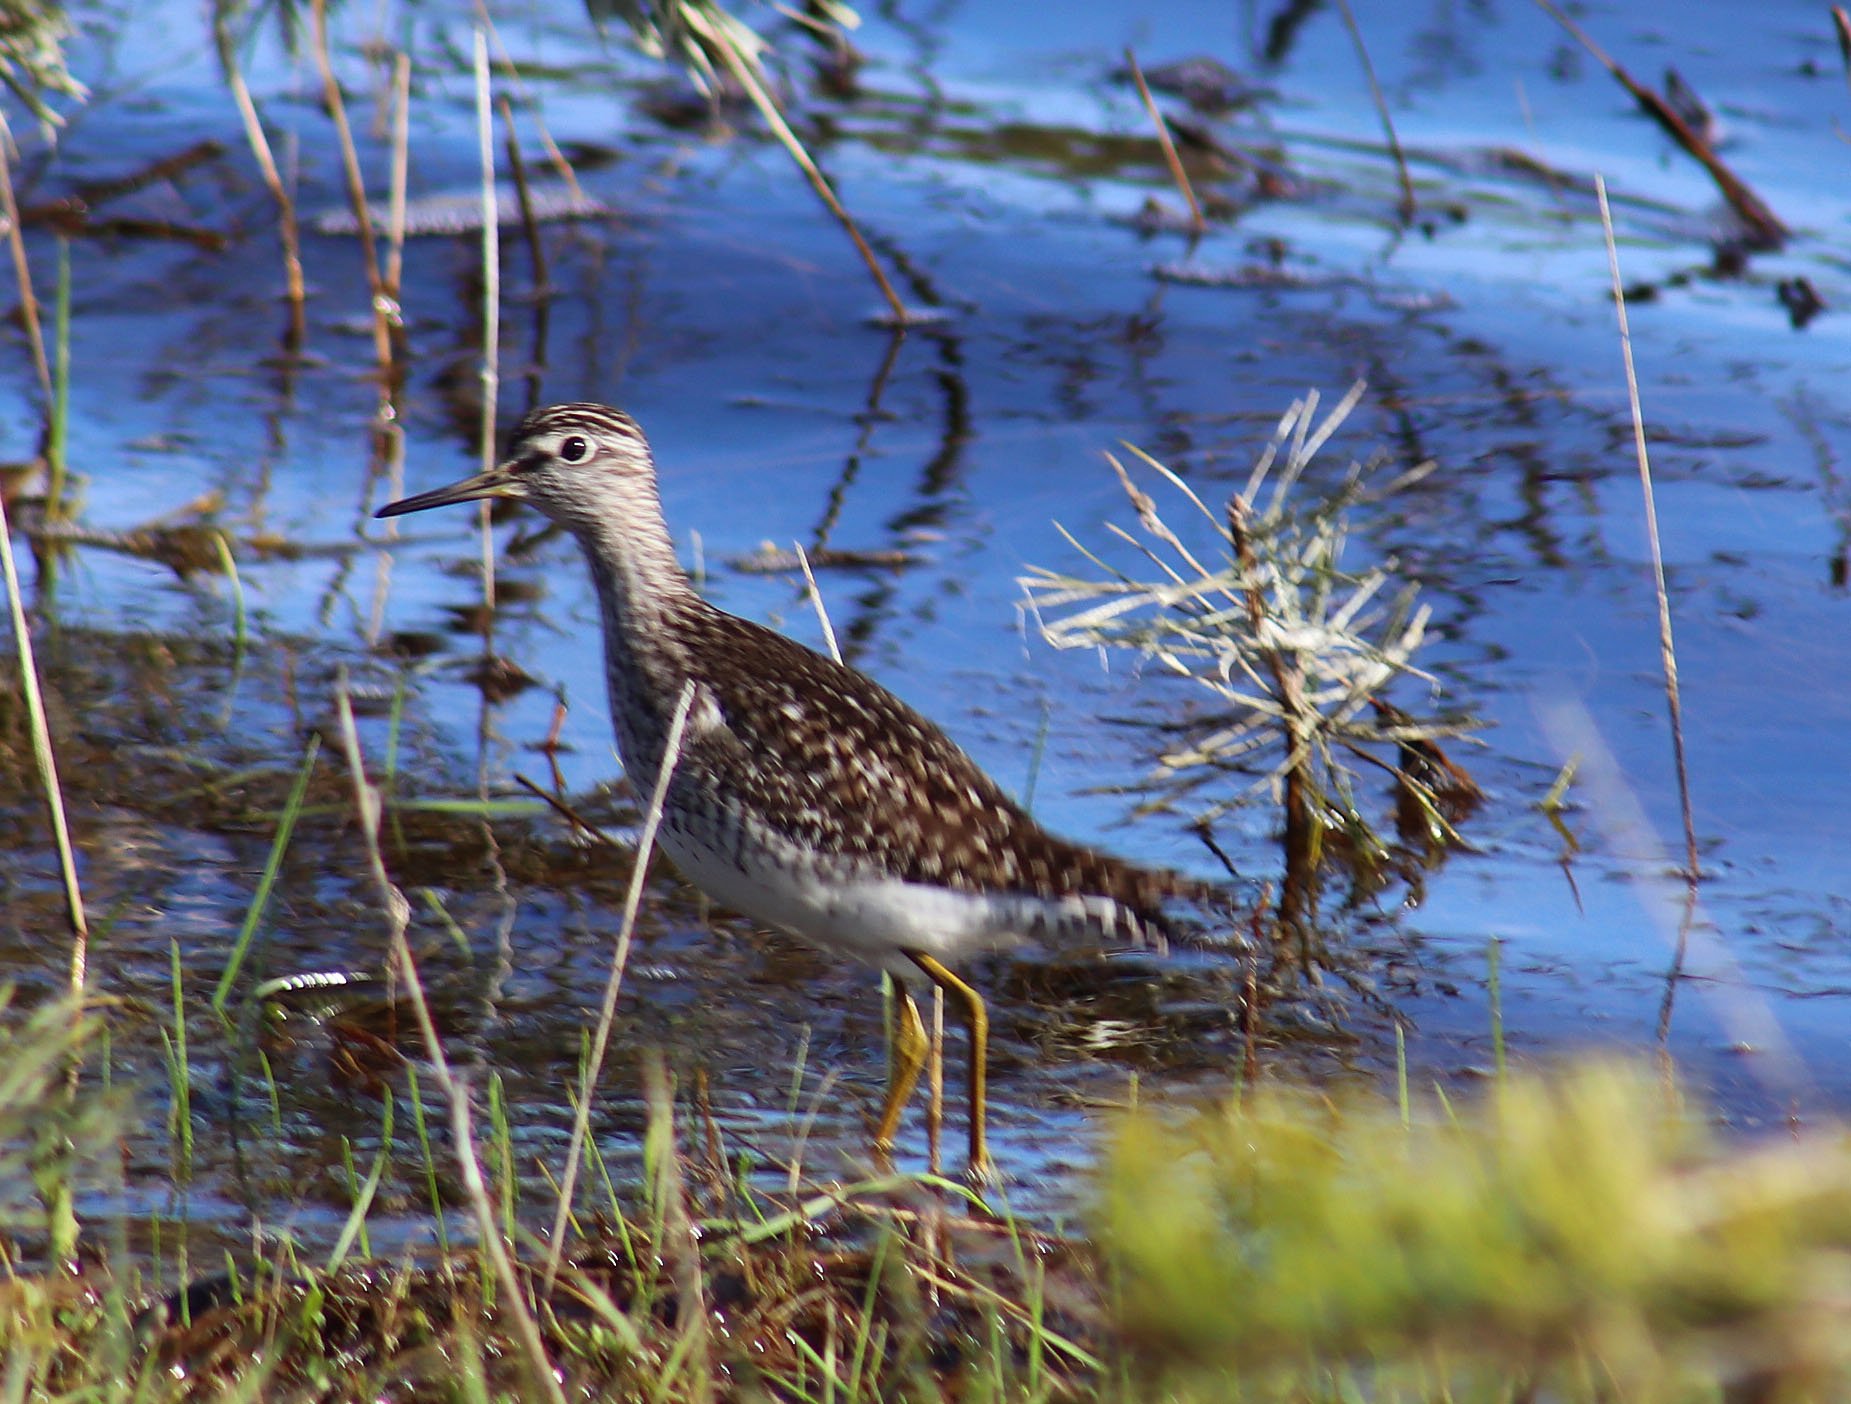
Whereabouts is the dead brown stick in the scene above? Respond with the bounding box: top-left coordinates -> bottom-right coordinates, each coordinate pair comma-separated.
682,5 -> 912,324
1835,8 -> 1851,99
1335,0 -> 1415,224
1123,48 -> 1204,234
1228,494 -> 1317,955
1533,0 -> 1787,249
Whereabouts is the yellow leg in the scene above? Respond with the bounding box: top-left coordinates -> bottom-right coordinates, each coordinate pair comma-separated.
907,952 -> 990,1176
874,980 -> 927,1155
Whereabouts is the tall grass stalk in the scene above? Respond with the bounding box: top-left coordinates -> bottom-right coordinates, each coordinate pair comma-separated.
0,488 -> 87,970
1123,48 -> 1204,234
1487,937 -> 1505,1083
209,529 -> 248,680
167,940 -> 193,1172
213,733 -> 321,1015
488,1072 -> 515,1241
328,1093 -> 393,1272
406,1064 -> 450,1253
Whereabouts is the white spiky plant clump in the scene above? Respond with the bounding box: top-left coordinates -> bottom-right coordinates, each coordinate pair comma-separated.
1022,383 -> 1475,850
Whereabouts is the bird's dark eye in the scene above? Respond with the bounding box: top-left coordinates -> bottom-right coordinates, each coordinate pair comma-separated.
559,435 -> 590,463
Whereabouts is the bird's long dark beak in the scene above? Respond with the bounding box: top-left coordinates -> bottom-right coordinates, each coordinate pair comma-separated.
374,461 -> 523,519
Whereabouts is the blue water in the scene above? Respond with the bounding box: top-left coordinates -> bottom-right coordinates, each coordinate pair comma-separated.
4,0 -> 1850,1231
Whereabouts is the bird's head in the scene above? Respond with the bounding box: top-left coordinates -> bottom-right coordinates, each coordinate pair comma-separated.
376,403 -> 658,533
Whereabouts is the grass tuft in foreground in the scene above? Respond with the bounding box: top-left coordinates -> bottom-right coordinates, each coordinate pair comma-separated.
1101,1062 -> 1851,1402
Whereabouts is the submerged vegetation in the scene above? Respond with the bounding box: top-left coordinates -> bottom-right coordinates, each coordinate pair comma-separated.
1025,384 -> 1482,940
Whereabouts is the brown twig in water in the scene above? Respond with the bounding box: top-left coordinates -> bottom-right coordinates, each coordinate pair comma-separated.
1123,48 -> 1204,235
1835,8 -> 1851,98
1534,0 -> 1786,248
1334,0 -> 1415,224
1227,494 -> 1316,956
500,95 -> 549,296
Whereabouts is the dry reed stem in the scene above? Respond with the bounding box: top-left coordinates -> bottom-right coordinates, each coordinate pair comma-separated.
0,112 -> 50,396
384,53 -> 410,299
331,679 -> 567,1404
1595,176 -> 1699,888
1123,48 -> 1204,234
473,28 -> 500,613
214,12 -> 307,347
1335,0 -> 1414,224
681,5 -> 910,324
542,681 -> 697,1294
310,0 -> 396,373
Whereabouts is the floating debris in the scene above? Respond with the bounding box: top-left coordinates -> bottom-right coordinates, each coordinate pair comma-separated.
1111,55 -> 1272,114
312,181 -> 612,237
729,543 -> 918,574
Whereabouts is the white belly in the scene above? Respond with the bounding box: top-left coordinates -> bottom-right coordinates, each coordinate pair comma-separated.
654,822 -> 1099,978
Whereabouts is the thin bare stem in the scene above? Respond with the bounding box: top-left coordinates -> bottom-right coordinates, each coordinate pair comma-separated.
682,6 -> 909,323
1596,176 -> 1699,888
0,112 -> 49,396
214,8 -> 307,348
1123,48 -> 1203,234
1335,0 -> 1414,224
474,27 -> 500,612
542,681 -> 696,1293
311,0 -> 395,373
473,3 -> 585,198
332,680 -> 565,1404
500,96 -> 548,297
384,52 -> 411,299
